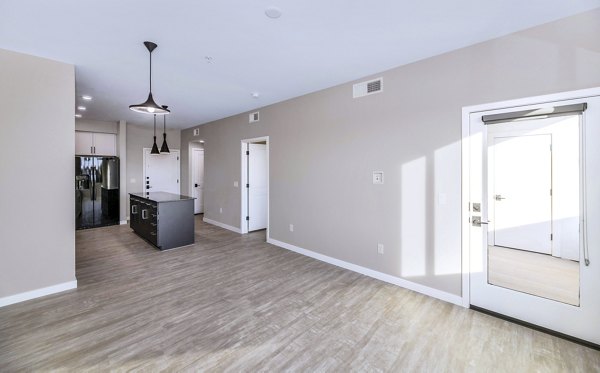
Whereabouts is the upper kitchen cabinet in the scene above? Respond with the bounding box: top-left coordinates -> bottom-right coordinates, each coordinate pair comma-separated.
75,131 -> 117,156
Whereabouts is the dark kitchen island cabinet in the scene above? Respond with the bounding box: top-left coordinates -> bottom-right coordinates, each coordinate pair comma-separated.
129,192 -> 195,251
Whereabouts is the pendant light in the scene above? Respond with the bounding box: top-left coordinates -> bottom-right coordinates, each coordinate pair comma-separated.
129,41 -> 170,115
160,105 -> 170,153
151,114 -> 160,154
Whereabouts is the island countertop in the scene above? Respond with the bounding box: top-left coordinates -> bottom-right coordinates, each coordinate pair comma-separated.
129,192 -> 195,203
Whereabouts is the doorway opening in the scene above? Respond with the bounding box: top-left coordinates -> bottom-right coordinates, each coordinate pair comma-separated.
241,137 -> 269,236
189,140 -> 205,214
462,90 -> 600,345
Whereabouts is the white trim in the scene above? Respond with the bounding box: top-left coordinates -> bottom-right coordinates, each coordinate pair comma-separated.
120,220 -> 127,225
267,237 -> 463,306
240,136 -> 270,236
0,280 -> 77,308
203,217 -> 242,234
461,86 -> 600,309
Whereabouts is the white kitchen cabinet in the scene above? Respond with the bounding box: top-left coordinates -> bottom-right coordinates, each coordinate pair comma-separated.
75,131 -> 117,156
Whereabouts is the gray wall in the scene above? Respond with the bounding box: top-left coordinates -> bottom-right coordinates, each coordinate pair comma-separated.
0,48 -> 76,298
126,123 -> 181,214
181,9 -> 600,297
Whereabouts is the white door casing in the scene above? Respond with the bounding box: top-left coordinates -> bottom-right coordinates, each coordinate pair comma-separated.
143,149 -> 180,194
491,134 -> 552,254
247,143 -> 267,231
192,148 -> 204,214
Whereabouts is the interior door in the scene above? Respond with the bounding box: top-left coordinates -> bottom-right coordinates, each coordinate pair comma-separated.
192,148 -> 204,214
468,97 -> 600,345
247,143 -> 267,231
143,149 -> 180,194
492,134 -> 552,254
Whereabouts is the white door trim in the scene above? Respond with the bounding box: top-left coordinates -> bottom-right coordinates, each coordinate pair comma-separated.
240,136 -> 269,236
461,86 -> 600,308
188,140 -> 205,201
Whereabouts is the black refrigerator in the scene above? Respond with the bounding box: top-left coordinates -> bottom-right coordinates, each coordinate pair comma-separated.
75,156 -> 120,230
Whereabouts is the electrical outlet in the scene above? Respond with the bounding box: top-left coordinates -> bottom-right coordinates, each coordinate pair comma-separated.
289,224 -> 294,232
377,243 -> 384,255
219,207 -> 223,214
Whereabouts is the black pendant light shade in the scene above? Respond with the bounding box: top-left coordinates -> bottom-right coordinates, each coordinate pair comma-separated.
160,105 -> 170,153
151,114 -> 160,154
129,41 -> 170,115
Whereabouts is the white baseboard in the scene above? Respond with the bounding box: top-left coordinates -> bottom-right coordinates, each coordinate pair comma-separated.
267,237 -> 463,306
120,220 -> 128,225
0,280 -> 78,308
203,217 -> 242,234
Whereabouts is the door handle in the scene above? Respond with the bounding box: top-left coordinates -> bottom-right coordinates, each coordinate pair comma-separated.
472,216 -> 490,227
495,195 -> 506,201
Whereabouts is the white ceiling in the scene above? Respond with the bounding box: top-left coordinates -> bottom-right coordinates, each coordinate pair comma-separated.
1,0 -> 599,129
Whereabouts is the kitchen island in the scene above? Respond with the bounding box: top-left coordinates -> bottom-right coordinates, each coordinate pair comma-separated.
129,192 -> 195,251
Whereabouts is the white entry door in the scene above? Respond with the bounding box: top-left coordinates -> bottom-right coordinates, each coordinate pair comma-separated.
191,148 -> 204,214
248,143 -> 267,231
467,96 -> 600,345
143,149 -> 180,194
492,134 -> 552,254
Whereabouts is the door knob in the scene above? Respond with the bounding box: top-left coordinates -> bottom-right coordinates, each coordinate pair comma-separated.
495,195 -> 506,201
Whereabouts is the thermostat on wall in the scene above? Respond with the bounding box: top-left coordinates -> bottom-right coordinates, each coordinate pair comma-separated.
373,171 -> 384,184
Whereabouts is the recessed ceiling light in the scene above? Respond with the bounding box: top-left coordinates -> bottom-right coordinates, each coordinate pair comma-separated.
251,92 -> 260,98
75,114 -> 82,118
77,106 -> 86,111
265,7 -> 282,19
81,95 -> 92,101
205,56 -> 213,63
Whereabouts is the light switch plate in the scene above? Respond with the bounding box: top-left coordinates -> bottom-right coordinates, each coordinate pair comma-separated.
373,171 -> 384,184
234,181 -> 239,187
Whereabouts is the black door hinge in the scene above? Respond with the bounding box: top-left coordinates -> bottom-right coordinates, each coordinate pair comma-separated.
246,151 -> 249,155
246,216 -> 249,221
550,234 -> 553,241
246,183 -> 249,188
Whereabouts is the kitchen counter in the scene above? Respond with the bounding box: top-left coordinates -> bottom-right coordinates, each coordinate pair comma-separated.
129,192 -> 194,203
129,193 -> 195,250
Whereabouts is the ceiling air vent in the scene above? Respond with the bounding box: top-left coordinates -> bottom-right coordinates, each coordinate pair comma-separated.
353,77 -> 383,98
249,111 -> 260,123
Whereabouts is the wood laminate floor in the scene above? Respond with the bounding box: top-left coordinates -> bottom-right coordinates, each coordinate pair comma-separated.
1,216 -> 598,371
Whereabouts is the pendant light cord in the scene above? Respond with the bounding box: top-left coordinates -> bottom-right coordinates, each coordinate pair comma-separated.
149,50 -> 153,94
153,114 -> 156,136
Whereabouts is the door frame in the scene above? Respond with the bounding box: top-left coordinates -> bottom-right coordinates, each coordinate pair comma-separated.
461,86 -> 600,308
142,148 -> 181,194
240,136 -> 269,235
191,147 -> 205,214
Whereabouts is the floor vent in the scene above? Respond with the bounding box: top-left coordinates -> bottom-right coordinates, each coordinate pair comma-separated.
249,111 -> 260,123
353,77 -> 383,98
